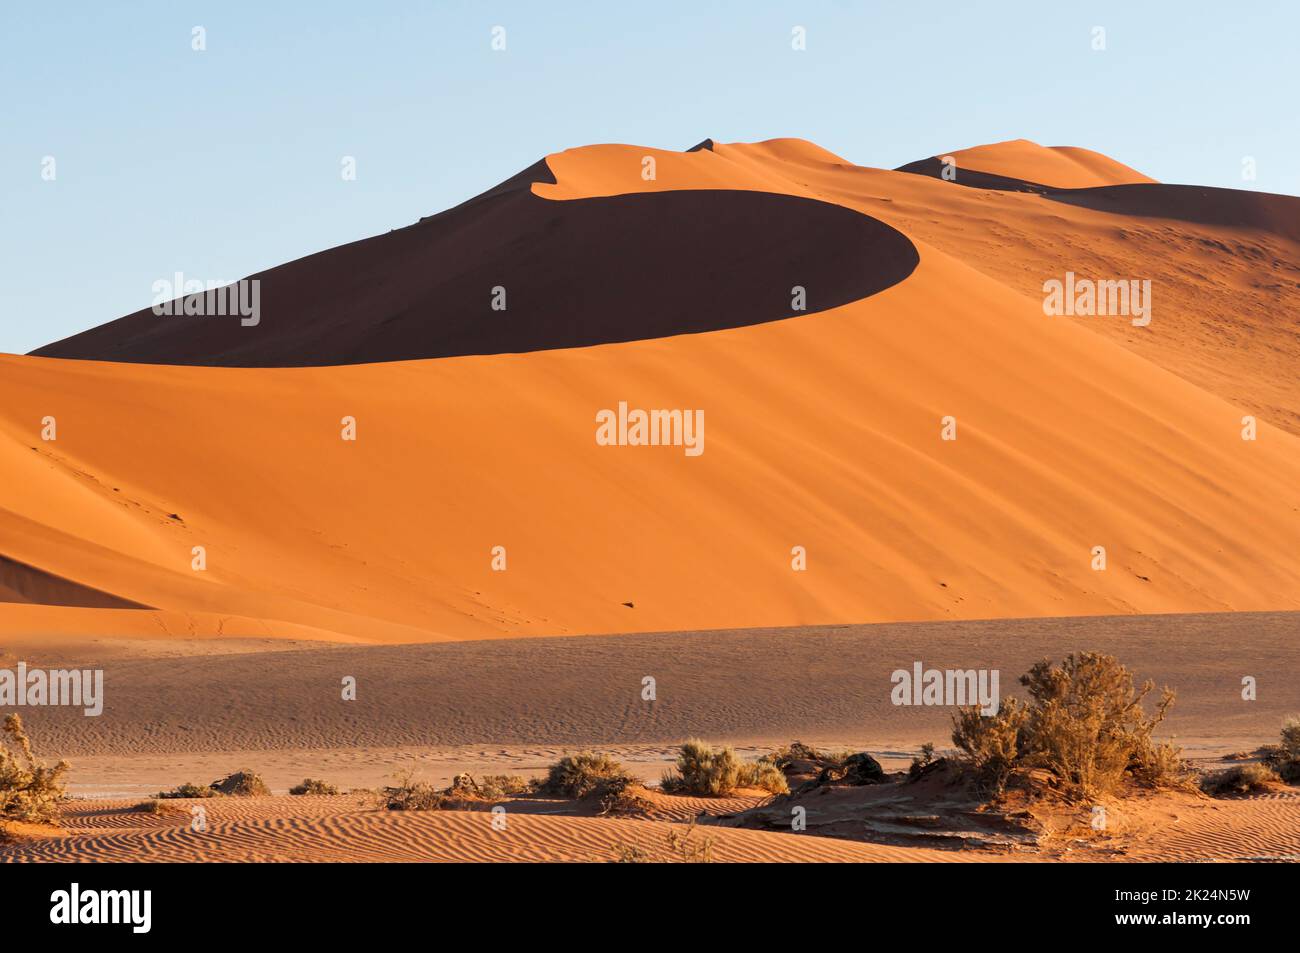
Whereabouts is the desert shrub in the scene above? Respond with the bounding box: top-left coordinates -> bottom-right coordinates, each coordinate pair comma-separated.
1018,653 -> 1181,798
157,781 -> 219,799
660,739 -> 742,796
475,775 -> 534,800
951,698 -> 1028,796
737,760 -> 790,795
289,778 -> 339,796
661,740 -> 787,796
211,770 -> 270,797
384,773 -> 446,811
908,742 -> 937,780
130,799 -> 166,815
951,653 -> 1188,801
760,742 -> 854,770
0,714 -> 70,824
1280,716 -> 1300,757
536,751 -> 637,799
1201,763 -> 1279,797
614,818 -> 714,863
1259,716 -> 1300,782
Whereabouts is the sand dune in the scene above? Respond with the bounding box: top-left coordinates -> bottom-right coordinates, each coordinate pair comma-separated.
896,138 -> 1157,190
32,188 -> 917,366
4,137 -> 1300,641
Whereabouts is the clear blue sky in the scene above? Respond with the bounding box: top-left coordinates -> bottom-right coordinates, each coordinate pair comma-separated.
3,1 -> 1295,354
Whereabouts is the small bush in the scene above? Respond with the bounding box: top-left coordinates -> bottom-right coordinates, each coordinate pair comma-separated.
909,742 -> 937,780
1201,763 -> 1279,797
157,781 -> 219,800
952,698 -> 1028,796
536,751 -> 637,799
661,740 -> 787,796
760,742 -> 854,770
1259,716 -> 1300,782
660,740 -> 741,796
384,773 -> 446,811
0,714 -> 70,824
130,799 -> 166,815
476,775 -> 534,800
1280,716 -> 1300,758
211,770 -> 270,797
289,778 -> 339,796
614,818 -> 714,863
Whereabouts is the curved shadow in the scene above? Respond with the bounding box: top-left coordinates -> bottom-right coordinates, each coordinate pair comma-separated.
897,158 -> 1300,242
34,170 -> 919,367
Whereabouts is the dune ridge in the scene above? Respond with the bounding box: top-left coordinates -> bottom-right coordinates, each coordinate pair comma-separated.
2,137 -> 1299,641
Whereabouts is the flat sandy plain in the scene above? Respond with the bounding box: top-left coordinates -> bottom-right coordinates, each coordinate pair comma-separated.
2,610 -> 1298,862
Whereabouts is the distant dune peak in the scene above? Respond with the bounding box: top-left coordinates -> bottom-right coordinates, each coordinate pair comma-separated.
897,138 -> 1156,191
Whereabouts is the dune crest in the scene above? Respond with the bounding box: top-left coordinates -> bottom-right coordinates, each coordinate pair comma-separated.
4,137 -> 1299,642
897,138 -> 1157,190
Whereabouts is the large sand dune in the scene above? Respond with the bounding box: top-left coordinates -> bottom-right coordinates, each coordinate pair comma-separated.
3,137 -> 1299,640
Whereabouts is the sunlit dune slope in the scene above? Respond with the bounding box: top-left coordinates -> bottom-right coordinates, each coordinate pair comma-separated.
895,138 -> 1157,190
3,137 -> 1300,641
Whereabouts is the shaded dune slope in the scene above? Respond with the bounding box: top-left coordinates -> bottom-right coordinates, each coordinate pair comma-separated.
0,554 -> 147,609
32,180 -> 917,367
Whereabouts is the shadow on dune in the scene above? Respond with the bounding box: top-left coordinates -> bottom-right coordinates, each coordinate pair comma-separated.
0,554 -> 149,609
898,157 -> 1300,242
32,163 -> 919,368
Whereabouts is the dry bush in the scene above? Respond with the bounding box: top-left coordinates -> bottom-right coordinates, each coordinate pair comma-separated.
381,771 -> 535,811
660,739 -> 741,796
738,760 -> 790,795
614,818 -> 714,863
383,772 -> 446,811
0,714 -> 70,824
289,778 -> 339,796
661,739 -> 788,796
156,781 -> 219,799
908,742 -> 938,780
1259,716 -> 1300,782
476,775 -> 534,800
211,770 -> 270,797
1020,653 -> 1187,797
951,698 -> 1028,796
536,751 -> 637,799
1202,763 -> 1279,797
760,742 -> 855,770
130,799 -> 167,815
591,775 -> 654,816
1280,716 -> 1300,757
952,653 -> 1189,801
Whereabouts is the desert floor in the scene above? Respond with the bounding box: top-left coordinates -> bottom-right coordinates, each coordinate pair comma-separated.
3,610 -> 1297,862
